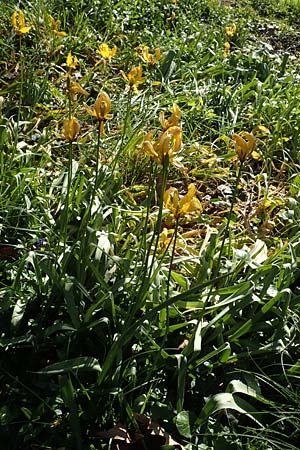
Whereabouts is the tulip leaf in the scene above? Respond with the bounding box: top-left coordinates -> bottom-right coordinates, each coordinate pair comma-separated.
175,410 -> 192,438
35,357 -> 102,375
198,392 -> 263,426
161,49 -> 177,81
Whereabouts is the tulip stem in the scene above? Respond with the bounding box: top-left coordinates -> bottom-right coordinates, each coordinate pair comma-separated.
166,217 -> 179,299
215,161 -> 244,277
95,122 -> 101,202
62,140 -> 73,250
132,156 -> 169,313
11,38 -> 24,170
67,74 -> 72,120
141,161 -> 157,263
147,156 -> 169,276
90,122 -> 101,222
111,90 -> 132,174
162,217 -> 179,344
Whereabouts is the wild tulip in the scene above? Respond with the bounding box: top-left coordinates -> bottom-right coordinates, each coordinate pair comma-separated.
164,184 -> 202,220
66,76 -> 88,102
86,91 -> 113,136
121,65 -> 146,93
62,118 -> 81,142
223,41 -> 231,57
97,43 -> 117,60
140,45 -> 161,65
232,131 -> 256,163
48,15 -> 67,36
66,52 -> 78,71
143,126 -> 182,166
225,24 -> 237,38
11,10 -> 31,35
159,104 -> 181,130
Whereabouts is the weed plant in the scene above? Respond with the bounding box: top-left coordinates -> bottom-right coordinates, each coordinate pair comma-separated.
1,1 -> 300,449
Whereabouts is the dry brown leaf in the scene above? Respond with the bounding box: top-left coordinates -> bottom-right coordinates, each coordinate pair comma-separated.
97,423 -> 131,442
98,414 -> 186,450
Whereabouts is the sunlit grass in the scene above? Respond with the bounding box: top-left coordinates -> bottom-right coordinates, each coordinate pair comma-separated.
1,0 -> 300,449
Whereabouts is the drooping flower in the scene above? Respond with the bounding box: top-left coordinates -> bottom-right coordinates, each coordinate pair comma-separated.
140,45 -> 161,66
121,65 -> 146,93
87,91 -> 112,121
164,184 -> 202,220
66,52 -> 78,70
65,76 -> 88,101
223,41 -> 230,57
61,117 -> 81,142
11,10 -> 31,35
86,91 -> 113,135
48,15 -> 67,37
159,104 -> 181,130
97,43 -> 117,60
160,227 -> 173,252
225,24 -> 237,38
143,126 -> 182,166
232,131 -> 256,163
252,125 -> 270,135
156,126 -> 182,162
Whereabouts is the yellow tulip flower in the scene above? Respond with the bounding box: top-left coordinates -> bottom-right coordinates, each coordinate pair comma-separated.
143,126 -> 182,165
156,126 -> 182,162
66,76 -> 88,102
159,104 -> 181,130
232,131 -> 256,163
62,118 -> 81,142
66,52 -> 78,70
121,65 -> 146,93
86,91 -> 113,135
225,24 -> 237,38
48,15 -> 67,37
223,41 -> 231,57
140,45 -> 161,65
160,227 -> 173,252
11,10 -> 31,35
97,43 -> 117,60
164,184 -> 202,220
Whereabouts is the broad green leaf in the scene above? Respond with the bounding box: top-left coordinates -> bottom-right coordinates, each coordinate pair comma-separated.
219,342 -> 231,362
175,410 -> 192,438
161,49 -> 177,80
226,379 -> 258,397
36,357 -> 101,374
45,322 -> 76,337
11,297 -> 28,328
188,342 -> 230,367
229,288 -> 291,341
176,300 -> 204,309
198,392 -> 263,426
60,375 -> 82,450
287,360 -> 300,375
171,271 -> 188,289
249,239 -> 268,268
290,173 -> 300,196
0,334 -> 34,348
20,407 -> 32,420
64,279 -> 81,329
226,379 -> 274,405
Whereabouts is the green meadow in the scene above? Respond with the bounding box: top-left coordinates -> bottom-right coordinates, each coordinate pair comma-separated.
1,0 -> 300,448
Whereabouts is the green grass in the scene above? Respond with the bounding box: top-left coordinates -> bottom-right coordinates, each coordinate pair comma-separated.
1,0 -> 300,449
